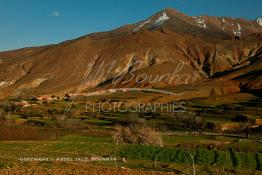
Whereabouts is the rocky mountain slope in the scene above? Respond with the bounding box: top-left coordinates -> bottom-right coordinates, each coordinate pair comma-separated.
0,8 -> 261,99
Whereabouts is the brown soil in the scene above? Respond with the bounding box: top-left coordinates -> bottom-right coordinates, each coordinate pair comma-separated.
0,163 -> 173,175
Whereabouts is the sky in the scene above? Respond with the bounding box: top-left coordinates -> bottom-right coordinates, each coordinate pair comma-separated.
0,0 -> 262,52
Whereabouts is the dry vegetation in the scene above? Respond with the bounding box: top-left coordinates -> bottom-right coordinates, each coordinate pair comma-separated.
113,123 -> 163,146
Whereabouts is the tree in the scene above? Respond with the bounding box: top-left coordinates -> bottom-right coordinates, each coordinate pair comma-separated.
186,144 -> 197,175
113,123 -> 163,146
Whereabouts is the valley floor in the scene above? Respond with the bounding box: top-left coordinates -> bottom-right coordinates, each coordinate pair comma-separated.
0,92 -> 262,174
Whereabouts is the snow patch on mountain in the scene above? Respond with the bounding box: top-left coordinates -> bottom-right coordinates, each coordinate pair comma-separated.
233,23 -> 241,36
221,18 -> 226,31
193,16 -> 207,29
257,18 -> 262,27
133,18 -> 151,32
154,12 -> 170,25
237,23 -> 242,30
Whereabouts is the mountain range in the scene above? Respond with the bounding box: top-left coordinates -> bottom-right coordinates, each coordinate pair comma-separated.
0,8 -> 261,101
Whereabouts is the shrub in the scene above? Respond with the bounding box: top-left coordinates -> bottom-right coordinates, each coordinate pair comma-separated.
175,150 -> 191,163
195,148 -> 214,165
168,112 -> 212,132
113,123 -> 163,146
156,147 -> 179,162
237,152 -> 257,169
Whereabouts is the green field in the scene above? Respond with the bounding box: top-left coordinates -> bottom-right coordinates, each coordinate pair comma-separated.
0,134 -> 262,174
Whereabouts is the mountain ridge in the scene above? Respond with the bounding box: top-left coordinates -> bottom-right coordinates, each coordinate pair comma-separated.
0,8 -> 261,100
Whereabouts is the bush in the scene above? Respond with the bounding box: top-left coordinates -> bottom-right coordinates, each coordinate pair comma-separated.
156,147 -> 179,162
175,150 -> 191,163
237,152 -> 257,169
195,148 -> 214,165
213,150 -> 233,167
168,112 -> 212,132
113,123 -> 163,146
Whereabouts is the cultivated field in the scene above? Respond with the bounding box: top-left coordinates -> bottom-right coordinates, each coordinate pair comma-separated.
0,92 -> 262,174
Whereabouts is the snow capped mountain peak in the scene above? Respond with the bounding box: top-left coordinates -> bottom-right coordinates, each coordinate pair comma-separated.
132,11 -> 171,32
155,12 -> 170,25
129,8 -> 262,38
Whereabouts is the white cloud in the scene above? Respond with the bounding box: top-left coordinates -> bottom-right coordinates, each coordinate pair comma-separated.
51,10 -> 60,17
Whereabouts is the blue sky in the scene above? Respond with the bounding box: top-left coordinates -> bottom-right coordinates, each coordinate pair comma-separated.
0,0 -> 261,51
